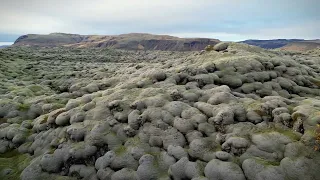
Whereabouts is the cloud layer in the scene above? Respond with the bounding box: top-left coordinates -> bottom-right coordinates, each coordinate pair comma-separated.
1,0 -> 319,41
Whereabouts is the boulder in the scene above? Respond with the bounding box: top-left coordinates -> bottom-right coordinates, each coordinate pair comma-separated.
204,159 -> 245,180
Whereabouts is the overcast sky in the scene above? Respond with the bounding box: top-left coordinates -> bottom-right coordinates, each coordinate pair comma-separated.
1,0 -> 319,42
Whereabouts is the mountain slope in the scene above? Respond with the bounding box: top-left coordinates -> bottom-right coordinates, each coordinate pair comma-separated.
240,39 -> 304,49
279,41 -> 320,51
13,33 -> 220,51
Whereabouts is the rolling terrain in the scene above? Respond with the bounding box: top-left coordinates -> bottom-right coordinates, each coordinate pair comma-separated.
279,41 -> 320,51
241,39 -> 320,51
240,39 -> 305,49
0,38 -> 320,180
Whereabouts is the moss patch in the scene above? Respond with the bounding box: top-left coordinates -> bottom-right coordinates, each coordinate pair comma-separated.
279,129 -> 301,141
256,126 -> 301,141
114,145 -> 127,156
255,126 -> 301,141
253,157 -> 280,166
125,136 -> 141,146
40,115 -> 49,124
0,150 -> 32,180
28,85 -> 43,92
17,103 -> 30,112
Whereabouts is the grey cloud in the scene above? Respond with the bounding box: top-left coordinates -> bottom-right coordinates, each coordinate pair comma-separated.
0,0 -> 319,41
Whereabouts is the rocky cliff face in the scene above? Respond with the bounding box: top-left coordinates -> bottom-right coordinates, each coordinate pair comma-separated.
13,33 -> 220,51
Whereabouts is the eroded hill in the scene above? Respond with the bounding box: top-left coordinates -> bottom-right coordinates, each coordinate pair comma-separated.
0,43 -> 320,180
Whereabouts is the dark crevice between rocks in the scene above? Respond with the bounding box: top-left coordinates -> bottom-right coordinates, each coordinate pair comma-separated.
62,156 -> 96,176
0,117 -> 7,125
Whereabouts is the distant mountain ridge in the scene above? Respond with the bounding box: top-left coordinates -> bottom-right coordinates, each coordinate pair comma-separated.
240,39 -> 320,51
0,45 -> 9,49
13,33 -> 220,51
13,33 -> 320,51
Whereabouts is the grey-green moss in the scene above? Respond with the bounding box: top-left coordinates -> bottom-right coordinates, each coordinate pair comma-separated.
0,151 -> 32,180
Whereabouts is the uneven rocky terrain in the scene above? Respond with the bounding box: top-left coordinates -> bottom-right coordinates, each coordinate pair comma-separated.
13,33 -> 220,51
0,42 -> 320,180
